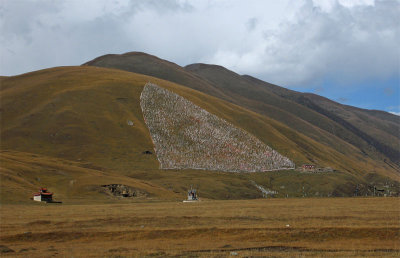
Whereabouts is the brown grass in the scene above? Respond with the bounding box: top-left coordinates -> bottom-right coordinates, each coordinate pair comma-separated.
2,66 -> 398,180
0,198 -> 399,257
85,52 -> 400,175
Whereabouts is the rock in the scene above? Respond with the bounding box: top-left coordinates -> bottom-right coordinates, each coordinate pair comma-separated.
101,184 -> 147,198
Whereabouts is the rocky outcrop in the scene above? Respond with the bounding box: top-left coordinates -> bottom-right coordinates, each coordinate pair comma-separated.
101,184 -> 147,198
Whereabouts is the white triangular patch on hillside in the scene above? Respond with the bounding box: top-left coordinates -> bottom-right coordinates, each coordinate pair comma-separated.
140,83 -> 294,172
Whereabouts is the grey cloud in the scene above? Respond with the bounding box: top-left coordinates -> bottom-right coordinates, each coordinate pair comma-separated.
0,0 -> 193,75
207,0 -> 399,89
142,0 -> 194,13
245,17 -> 258,31
0,1 -> 60,37
290,0 -> 397,87
0,1 -> 132,75
0,0 -> 398,97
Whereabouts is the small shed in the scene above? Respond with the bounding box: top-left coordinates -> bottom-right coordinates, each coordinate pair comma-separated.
33,188 -> 53,202
184,186 -> 198,202
301,164 -> 315,171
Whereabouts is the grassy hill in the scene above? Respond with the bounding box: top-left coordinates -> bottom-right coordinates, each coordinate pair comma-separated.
1,65 -> 399,203
83,52 -> 232,101
240,75 -> 400,166
0,150 -> 179,204
84,52 -> 399,175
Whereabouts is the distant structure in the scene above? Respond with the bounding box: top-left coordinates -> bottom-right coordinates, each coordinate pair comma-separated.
374,186 -> 386,197
184,186 -> 198,202
33,188 -> 53,202
301,164 -> 315,171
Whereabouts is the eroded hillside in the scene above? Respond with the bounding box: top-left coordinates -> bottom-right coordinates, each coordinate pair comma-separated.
140,83 -> 294,172
84,52 -> 399,180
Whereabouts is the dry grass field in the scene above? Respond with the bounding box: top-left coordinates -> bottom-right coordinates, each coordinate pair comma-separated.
1,198 -> 399,257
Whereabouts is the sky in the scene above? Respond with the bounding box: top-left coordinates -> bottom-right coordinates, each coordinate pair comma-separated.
1,0 -> 399,114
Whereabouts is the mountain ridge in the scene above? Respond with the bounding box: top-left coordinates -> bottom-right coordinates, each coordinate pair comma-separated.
1,53 -> 399,203
5,65 -> 391,203
84,51 -> 399,171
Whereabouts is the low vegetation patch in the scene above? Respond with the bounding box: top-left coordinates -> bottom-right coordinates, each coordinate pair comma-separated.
140,83 -> 294,172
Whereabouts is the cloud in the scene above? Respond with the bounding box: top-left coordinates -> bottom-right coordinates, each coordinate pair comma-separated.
0,0 -> 192,75
245,18 -> 258,31
0,0 -> 398,96
389,112 -> 400,116
205,0 -> 400,89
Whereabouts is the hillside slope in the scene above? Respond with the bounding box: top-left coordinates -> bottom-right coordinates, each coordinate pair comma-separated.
0,150 -> 178,204
84,52 -> 399,178
1,66 -> 359,172
240,75 -> 400,166
185,64 -> 399,168
1,65 -> 399,203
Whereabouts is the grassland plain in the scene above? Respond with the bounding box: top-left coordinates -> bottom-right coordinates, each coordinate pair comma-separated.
0,198 -> 399,257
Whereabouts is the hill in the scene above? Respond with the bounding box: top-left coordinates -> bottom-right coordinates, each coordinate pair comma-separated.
84,52 -> 399,176
0,150 -> 178,204
1,63 -> 399,203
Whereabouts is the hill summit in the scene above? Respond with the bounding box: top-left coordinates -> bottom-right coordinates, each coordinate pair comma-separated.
141,83 -> 294,172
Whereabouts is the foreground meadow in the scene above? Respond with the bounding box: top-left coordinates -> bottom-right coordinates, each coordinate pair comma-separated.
0,197 -> 399,257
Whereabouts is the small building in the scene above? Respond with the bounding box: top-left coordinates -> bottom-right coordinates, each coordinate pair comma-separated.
301,164 -> 315,171
184,187 -> 198,202
33,188 -> 53,202
374,186 -> 386,196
